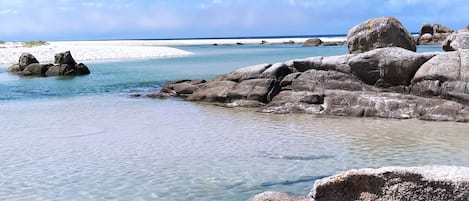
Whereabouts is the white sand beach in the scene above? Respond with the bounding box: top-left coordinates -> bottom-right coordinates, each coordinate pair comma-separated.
0,42 -> 194,66
0,37 -> 346,66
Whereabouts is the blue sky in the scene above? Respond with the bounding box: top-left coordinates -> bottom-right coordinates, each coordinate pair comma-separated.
0,0 -> 468,41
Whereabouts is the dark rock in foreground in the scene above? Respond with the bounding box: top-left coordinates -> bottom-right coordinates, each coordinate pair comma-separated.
247,166 -> 469,201
347,16 -> 416,53
7,51 -> 90,77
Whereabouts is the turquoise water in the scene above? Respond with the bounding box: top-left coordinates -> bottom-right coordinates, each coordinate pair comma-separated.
0,44 -> 347,101
2,44 -> 465,201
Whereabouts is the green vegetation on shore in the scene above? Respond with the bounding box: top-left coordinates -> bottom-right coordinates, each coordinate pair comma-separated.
0,40 -> 5,44
23,41 -> 47,47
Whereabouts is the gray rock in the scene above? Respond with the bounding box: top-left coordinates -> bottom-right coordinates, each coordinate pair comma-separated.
159,79 -> 207,98
322,41 -> 345,46
412,51 -> 465,83
216,63 -> 272,82
45,64 -> 74,76
290,69 -> 369,92
18,53 -> 39,69
54,51 -> 77,66
18,63 -> 52,76
417,33 -> 433,45
303,38 -> 322,47
420,24 -> 434,35
247,191 -> 308,201
309,166 -> 469,201
291,54 -> 353,74
7,64 -> 21,73
348,47 -> 437,86
347,16 -> 416,53
433,23 -> 453,34
443,30 -> 469,51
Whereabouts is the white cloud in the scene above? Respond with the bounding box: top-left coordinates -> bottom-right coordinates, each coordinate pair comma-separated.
0,9 -> 19,15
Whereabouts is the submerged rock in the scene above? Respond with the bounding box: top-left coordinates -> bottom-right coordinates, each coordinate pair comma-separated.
347,16 -> 416,53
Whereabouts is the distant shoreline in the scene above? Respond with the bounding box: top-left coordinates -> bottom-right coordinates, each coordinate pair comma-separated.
0,36 -> 348,66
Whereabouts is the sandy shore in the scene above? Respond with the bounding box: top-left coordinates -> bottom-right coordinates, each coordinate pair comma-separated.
0,42 -> 194,66
0,37 -> 346,66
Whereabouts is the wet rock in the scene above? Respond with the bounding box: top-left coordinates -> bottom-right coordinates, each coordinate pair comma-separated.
347,16 -> 416,53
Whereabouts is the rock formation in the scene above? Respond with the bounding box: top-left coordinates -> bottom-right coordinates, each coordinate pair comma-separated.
417,24 -> 454,45
7,51 -> 90,77
303,38 -> 322,47
346,16 -> 416,53
443,30 -> 469,51
247,166 -> 469,201
149,46 -> 469,122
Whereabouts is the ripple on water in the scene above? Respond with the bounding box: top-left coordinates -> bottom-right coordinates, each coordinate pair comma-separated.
1,96 -> 469,201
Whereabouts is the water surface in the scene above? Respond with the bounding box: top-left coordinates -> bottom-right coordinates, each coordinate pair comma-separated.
1,44 -> 466,201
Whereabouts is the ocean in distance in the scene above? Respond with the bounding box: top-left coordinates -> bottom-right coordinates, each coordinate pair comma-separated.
1,39 -> 469,201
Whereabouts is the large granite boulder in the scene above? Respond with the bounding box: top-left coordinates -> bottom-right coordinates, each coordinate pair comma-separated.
411,50 -> 469,104
348,47 -> 437,86
309,166 -> 469,201
247,166 -> 469,201
303,38 -> 322,47
347,16 -> 416,53
443,30 -> 469,51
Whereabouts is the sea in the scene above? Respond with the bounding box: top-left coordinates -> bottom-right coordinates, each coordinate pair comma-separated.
1,39 -> 469,201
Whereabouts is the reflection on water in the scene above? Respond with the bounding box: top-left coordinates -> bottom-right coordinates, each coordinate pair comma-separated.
1,96 -> 468,201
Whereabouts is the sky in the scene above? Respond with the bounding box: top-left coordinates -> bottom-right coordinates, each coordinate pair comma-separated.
0,0 -> 468,41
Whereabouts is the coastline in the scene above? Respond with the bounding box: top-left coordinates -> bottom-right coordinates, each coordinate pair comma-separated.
0,36 -> 346,66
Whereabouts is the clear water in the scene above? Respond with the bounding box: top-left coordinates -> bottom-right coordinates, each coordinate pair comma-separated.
1,44 -> 466,201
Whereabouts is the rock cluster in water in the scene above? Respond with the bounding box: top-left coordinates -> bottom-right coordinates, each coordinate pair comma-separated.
417,24 -> 454,45
149,16 -> 469,122
7,51 -> 90,77
247,166 -> 469,201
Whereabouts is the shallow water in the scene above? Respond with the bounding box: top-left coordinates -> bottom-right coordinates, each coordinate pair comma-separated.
1,44 -> 465,201
1,96 -> 468,201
